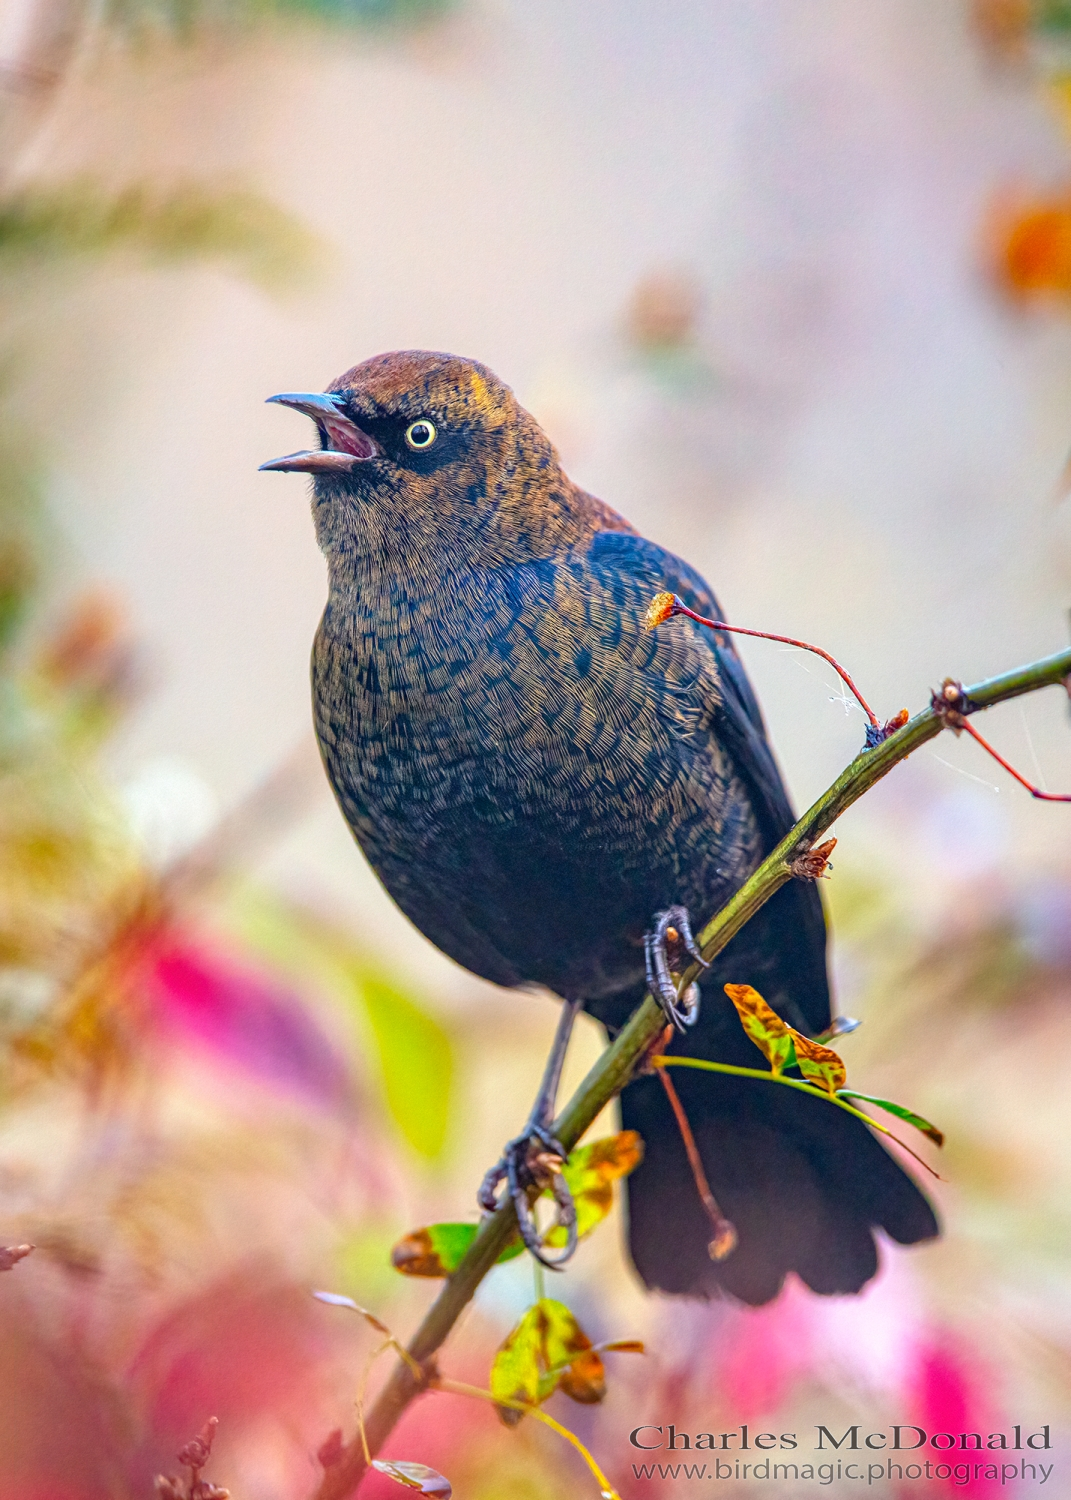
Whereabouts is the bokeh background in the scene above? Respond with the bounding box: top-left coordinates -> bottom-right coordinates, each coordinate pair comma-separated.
3,2 -> 1071,1496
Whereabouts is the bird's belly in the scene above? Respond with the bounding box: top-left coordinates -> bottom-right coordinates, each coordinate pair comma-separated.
315,669 -> 759,1000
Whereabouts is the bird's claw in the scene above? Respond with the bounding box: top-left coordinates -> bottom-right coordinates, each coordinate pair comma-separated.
645,904 -> 706,1031
477,1123 -> 579,1269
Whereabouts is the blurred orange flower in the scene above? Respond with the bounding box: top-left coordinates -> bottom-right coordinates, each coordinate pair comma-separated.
991,190 -> 1071,298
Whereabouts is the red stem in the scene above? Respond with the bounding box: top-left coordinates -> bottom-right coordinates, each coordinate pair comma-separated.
668,602 -> 882,730
657,1066 -> 737,1260
958,718 -> 1071,802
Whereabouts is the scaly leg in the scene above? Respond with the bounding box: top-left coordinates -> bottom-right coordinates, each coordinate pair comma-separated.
478,996 -> 582,1269
644,905 -> 706,1030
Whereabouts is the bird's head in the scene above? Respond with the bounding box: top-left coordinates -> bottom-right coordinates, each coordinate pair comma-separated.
261,350 -> 569,566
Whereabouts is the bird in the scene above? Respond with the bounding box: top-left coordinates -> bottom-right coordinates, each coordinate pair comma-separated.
260,349 -> 938,1305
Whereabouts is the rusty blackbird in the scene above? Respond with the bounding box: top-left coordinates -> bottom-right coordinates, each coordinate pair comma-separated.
261,350 -> 938,1305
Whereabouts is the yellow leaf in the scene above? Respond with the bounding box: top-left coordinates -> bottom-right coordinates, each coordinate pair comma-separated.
723,984 -> 795,1075
490,1303 -> 545,1427
544,1130 -> 644,1247
490,1299 -> 607,1425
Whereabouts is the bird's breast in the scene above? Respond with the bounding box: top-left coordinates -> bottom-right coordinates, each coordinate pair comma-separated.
313,555 -> 727,837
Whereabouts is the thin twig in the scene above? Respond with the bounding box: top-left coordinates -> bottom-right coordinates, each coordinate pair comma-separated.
432,1378 -> 620,1498
656,1067 -> 737,1258
958,718 -> 1071,802
652,1057 -> 941,1181
645,591 -> 883,730
309,643 -> 1071,1500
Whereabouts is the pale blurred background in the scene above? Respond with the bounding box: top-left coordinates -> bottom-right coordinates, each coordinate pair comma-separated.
2,2 -> 1071,1497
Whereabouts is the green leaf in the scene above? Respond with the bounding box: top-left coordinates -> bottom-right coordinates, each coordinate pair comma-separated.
837,1090 -> 944,1147
352,972 -> 453,1160
391,1222 -> 523,1276
544,1130 -> 644,1247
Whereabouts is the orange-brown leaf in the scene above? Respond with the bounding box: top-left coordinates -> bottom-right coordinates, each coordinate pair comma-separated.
542,1300 -> 606,1406
724,984 -> 795,1075
544,1131 -> 644,1246
789,1030 -> 847,1095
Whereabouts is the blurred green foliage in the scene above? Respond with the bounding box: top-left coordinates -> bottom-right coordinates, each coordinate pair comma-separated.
103,0 -> 457,38
0,438 -> 43,657
354,970 -> 454,1159
231,892 -> 456,1160
0,180 -> 319,288
1038,0 -> 1071,34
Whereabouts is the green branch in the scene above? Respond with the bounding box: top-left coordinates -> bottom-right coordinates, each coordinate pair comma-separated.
310,644 -> 1071,1500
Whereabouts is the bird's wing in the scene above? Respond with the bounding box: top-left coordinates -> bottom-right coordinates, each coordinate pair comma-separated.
587,529 -> 792,846
586,527 -> 831,1034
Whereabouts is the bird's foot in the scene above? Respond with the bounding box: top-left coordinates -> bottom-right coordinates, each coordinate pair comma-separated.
645,904 -> 707,1030
478,1122 -> 578,1269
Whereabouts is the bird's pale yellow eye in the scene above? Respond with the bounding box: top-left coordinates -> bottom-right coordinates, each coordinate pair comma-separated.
405,419 -> 437,451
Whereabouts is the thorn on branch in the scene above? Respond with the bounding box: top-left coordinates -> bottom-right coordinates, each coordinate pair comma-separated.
931,678 -> 973,726
790,838 -> 837,882
0,1243 -> 33,1270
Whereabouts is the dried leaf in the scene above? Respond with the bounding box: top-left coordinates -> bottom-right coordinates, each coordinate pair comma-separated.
837,1090 -> 944,1147
544,1131 -> 644,1247
790,1031 -> 847,1096
390,1222 -> 523,1277
723,984 -> 796,1075
371,1459 -> 452,1496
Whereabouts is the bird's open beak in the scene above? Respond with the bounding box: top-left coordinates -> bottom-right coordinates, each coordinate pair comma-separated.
260,391 -> 381,472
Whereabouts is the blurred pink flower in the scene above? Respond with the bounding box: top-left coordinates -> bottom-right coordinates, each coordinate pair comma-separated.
137,933 -> 351,1108
909,1341 -> 1003,1497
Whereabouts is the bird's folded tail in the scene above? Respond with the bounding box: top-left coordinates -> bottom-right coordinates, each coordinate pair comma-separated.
607,907 -> 939,1304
